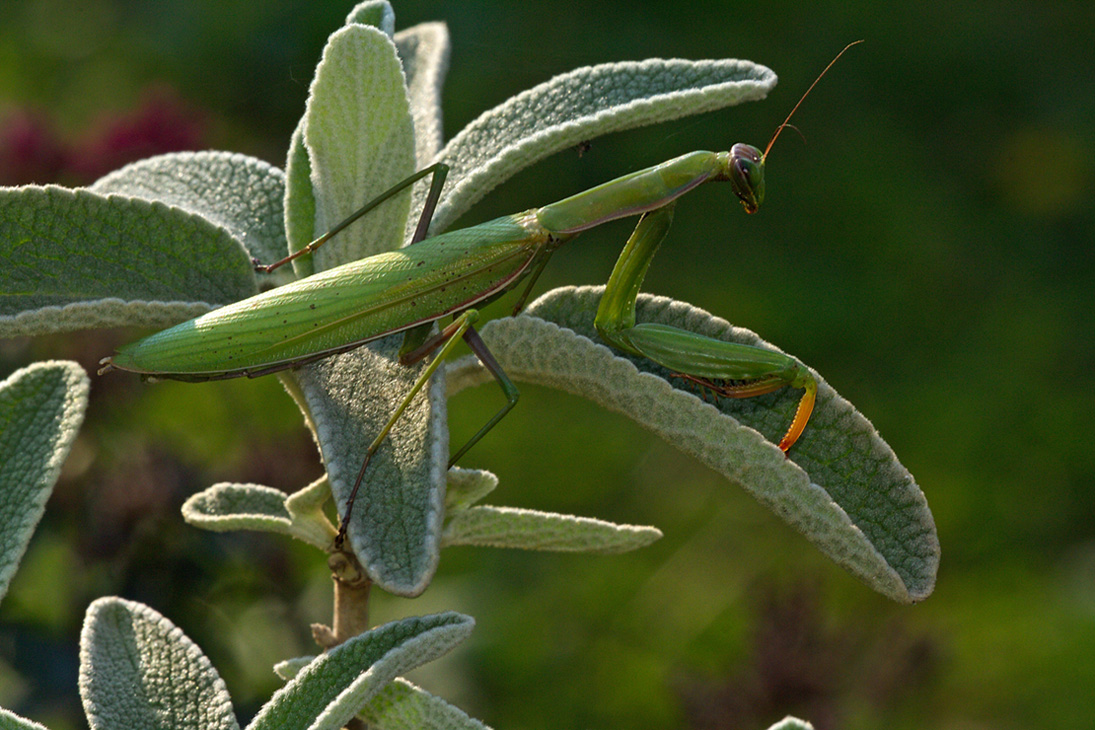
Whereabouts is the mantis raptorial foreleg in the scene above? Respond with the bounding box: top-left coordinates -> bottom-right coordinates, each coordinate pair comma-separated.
593,206 -> 817,452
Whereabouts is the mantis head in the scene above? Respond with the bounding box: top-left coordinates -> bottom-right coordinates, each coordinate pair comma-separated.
728,142 -> 766,214
728,41 -> 862,217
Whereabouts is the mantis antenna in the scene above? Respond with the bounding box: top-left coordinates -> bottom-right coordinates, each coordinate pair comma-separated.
762,40 -> 864,161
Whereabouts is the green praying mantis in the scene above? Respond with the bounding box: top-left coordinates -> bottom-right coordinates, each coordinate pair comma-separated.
100,43 -> 860,548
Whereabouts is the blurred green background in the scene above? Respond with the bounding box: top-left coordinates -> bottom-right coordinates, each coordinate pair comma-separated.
1,1 -> 1092,729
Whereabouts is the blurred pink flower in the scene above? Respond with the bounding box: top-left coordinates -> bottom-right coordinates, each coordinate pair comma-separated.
0,86 -> 206,186
0,109 -> 67,185
69,86 -> 207,182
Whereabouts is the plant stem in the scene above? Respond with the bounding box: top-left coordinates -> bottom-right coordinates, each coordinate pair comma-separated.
328,548 -> 372,643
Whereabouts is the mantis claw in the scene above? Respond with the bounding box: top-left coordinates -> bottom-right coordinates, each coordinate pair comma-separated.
668,371 -> 816,454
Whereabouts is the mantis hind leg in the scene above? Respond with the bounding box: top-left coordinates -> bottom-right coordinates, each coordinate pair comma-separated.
335,308 -> 520,548
593,206 -> 817,453
398,320 -> 519,468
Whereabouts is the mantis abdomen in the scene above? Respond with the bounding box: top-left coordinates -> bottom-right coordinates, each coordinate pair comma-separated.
109,213 -> 553,379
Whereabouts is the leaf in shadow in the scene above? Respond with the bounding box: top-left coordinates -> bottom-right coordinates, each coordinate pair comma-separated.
447,286 -> 938,603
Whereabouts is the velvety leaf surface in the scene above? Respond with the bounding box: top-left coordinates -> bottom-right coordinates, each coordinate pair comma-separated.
0,361 -> 88,601
421,57 -> 777,235
283,118 -> 317,278
79,597 -> 238,730
395,22 -> 451,166
181,481 -> 334,549
0,186 -> 256,337
344,0 -> 395,34
0,707 -> 49,730
443,467 -> 498,511
280,19 -> 445,596
90,151 -> 289,285
447,287 -> 938,602
442,505 -> 662,554
767,718 -> 815,730
292,345 -> 447,596
359,678 -> 490,730
246,612 -> 474,730
300,23 -> 415,271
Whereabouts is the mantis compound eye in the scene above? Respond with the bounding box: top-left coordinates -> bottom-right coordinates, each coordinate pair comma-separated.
728,143 -> 765,214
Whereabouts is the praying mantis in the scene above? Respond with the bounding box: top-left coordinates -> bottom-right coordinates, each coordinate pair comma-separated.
100,43 -> 859,548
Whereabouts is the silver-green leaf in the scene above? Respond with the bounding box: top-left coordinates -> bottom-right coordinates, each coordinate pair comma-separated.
395,22 -> 451,167
181,481 -> 334,549
442,506 -> 662,554
90,151 -> 290,287
0,361 -> 89,602
271,662 -> 489,730
421,57 -> 777,235
443,467 -> 498,511
301,22 -> 415,270
359,678 -> 490,730
0,707 -> 49,730
285,21 -> 444,597
79,597 -> 238,730
766,718 -> 815,730
292,347 -> 447,596
0,186 -> 256,337
283,118 -> 317,275
344,0 -> 395,35
246,612 -> 474,730
448,287 -> 939,603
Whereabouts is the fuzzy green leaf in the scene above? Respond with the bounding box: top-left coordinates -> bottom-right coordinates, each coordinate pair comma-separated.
181,481 -> 334,549
79,597 -> 238,730
292,347 -> 447,596
270,663 -> 490,730
90,151 -> 290,286
443,467 -> 498,511
283,0 -> 401,276
766,718 -> 814,730
359,678 -> 489,730
284,473 -> 335,514
394,22 -> 450,166
0,361 -> 89,602
421,57 -> 777,235
442,505 -> 662,554
0,707 -> 49,730
448,287 -> 938,603
0,186 -> 256,337
181,482 -> 287,527
272,656 -> 312,681
283,118 -> 317,277
344,1 -> 395,35
246,612 -> 474,730
301,23 -> 415,271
